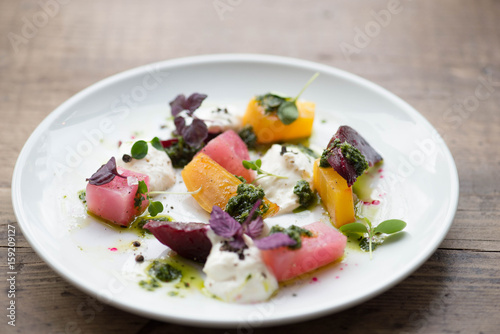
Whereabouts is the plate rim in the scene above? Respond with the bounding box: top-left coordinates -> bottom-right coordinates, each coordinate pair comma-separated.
11,53 -> 459,327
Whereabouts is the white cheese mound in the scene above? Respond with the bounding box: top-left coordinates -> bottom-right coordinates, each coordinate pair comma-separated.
255,144 -> 315,214
203,232 -> 278,304
117,141 -> 175,192
192,105 -> 243,133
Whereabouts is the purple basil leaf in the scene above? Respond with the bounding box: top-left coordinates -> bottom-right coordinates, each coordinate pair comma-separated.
169,94 -> 187,116
254,233 -> 296,250
86,157 -> 125,186
242,199 -> 262,227
182,118 -> 208,147
185,93 -> 208,115
330,126 -> 383,167
174,116 -> 186,136
245,216 -> 264,239
209,206 -> 242,239
229,237 -> 246,250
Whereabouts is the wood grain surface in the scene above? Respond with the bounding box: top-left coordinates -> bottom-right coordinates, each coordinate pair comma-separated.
1,0 -> 499,333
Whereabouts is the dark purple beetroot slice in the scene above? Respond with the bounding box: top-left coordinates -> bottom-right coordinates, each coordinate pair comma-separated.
326,146 -> 359,187
329,125 -> 383,167
144,221 -> 212,263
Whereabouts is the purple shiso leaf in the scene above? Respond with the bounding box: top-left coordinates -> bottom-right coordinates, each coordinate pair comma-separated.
185,93 -> 208,114
169,93 -> 208,116
229,237 -> 246,250
182,118 -> 208,147
330,125 -> 383,167
245,216 -> 264,239
86,157 -> 126,186
253,233 -> 297,250
169,94 -> 187,116
242,200 -> 264,238
209,206 -> 242,239
174,116 -> 186,136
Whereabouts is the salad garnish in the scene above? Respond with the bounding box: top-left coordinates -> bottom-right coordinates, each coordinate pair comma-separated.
86,157 -> 126,186
320,125 -> 383,186
242,159 -> 288,182
339,218 -> 407,259
170,93 -> 209,147
255,72 -> 319,125
210,200 -> 296,251
129,137 -> 164,160
225,183 -> 269,223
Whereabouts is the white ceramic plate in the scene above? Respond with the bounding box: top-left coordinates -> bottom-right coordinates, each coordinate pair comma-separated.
12,54 -> 459,328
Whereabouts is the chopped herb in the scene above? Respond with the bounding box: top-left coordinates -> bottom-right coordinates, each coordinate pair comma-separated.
269,225 -> 313,250
165,137 -> 202,168
139,278 -> 161,291
293,180 -> 315,208
148,260 -> 182,282
238,125 -> 258,149
225,183 -> 269,223
78,190 -> 86,204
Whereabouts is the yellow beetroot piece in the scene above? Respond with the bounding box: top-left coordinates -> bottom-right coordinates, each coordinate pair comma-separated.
181,153 -> 279,216
242,97 -> 315,144
313,159 -> 355,228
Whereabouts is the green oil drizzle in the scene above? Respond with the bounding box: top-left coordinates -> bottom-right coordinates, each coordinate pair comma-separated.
138,256 -> 204,294
88,212 -> 173,237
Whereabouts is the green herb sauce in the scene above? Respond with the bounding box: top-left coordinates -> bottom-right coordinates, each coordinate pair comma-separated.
293,180 -> 316,208
269,225 -> 313,250
165,137 -> 202,168
225,183 -> 269,223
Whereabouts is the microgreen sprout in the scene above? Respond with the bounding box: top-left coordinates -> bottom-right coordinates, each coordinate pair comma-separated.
130,137 -> 165,160
339,218 -> 406,259
242,159 -> 288,182
256,72 -> 319,125
135,180 -> 202,217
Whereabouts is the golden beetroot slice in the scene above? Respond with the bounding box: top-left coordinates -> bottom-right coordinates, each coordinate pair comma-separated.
313,159 -> 355,228
242,97 -> 315,144
181,153 -> 279,217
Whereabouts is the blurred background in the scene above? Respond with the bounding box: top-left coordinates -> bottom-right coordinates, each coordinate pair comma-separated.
1,1 -> 499,333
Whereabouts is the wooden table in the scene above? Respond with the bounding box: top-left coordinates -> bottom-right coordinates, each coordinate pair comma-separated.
1,0 -> 499,333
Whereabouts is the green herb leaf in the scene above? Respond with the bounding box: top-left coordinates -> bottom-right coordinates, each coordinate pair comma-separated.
137,180 -> 148,195
374,219 -> 407,234
339,222 -> 369,234
242,159 -> 288,181
148,201 -> 164,217
242,160 -> 254,170
277,100 -> 299,125
131,140 -> 148,159
151,137 -> 163,151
